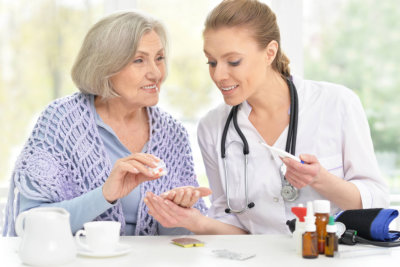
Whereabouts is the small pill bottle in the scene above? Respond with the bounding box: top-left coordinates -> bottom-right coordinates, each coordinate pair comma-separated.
314,200 -> 330,254
325,216 -> 338,257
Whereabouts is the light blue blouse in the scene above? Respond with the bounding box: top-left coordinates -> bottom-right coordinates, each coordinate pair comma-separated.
19,95 -> 190,236
88,95 -> 141,235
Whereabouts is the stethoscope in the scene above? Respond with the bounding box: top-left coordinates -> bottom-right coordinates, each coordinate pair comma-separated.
221,77 -> 299,214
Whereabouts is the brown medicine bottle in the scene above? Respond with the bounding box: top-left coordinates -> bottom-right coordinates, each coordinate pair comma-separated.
302,201 -> 318,259
314,200 -> 330,254
302,230 -> 318,258
325,216 -> 338,257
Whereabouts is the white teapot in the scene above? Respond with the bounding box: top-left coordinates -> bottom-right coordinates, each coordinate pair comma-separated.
15,207 -> 76,266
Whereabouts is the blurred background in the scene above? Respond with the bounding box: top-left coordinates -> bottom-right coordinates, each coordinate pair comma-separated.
1,0 -> 399,229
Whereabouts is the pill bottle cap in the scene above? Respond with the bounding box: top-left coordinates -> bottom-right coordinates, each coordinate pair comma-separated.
326,216 -> 337,233
313,200 -> 330,213
291,206 -> 307,222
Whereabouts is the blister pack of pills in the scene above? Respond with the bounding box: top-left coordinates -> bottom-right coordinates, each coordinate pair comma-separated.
212,249 -> 256,261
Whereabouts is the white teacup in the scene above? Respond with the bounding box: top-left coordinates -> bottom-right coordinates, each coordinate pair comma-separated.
75,221 -> 121,253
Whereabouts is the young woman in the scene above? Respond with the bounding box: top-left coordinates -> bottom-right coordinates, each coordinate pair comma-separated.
144,0 -> 389,234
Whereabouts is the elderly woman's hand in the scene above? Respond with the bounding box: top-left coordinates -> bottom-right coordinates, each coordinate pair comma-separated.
102,153 -> 162,203
159,186 -> 212,208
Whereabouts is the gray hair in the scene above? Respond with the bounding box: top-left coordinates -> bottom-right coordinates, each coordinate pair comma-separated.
71,11 -> 168,98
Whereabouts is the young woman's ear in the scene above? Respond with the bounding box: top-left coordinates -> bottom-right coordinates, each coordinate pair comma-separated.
265,40 -> 279,65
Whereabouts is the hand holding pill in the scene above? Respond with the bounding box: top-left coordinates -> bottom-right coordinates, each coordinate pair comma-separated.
103,153 -> 166,203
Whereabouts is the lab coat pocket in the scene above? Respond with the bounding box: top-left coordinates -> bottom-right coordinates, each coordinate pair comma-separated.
319,154 -> 344,178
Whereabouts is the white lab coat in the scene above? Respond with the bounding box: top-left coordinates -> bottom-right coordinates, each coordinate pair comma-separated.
197,75 -> 390,234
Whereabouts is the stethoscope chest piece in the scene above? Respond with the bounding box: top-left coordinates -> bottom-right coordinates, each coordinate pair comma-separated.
281,182 -> 299,202
279,163 -> 299,202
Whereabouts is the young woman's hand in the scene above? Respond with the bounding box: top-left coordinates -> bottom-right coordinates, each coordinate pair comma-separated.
281,154 -> 322,189
144,191 -> 204,230
102,153 -> 162,203
159,186 -> 212,208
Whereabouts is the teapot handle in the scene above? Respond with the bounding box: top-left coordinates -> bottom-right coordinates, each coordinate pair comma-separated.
15,210 -> 29,237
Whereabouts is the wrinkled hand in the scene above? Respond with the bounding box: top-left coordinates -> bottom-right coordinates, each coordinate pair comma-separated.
159,186 -> 212,208
144,192 -> 203,230
281,154 -> 322,189
102,153 -> 162,203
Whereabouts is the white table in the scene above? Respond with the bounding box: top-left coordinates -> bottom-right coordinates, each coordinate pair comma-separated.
1,235 -> 399,266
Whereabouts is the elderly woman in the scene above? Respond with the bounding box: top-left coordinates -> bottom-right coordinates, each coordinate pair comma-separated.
2,11 -> 208,236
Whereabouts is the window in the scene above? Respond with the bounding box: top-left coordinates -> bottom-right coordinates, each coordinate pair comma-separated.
0,0 -> 106,187
303,0 -> 400,206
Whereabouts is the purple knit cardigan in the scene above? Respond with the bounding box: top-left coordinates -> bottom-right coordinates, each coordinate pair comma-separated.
3,93 -> 207,236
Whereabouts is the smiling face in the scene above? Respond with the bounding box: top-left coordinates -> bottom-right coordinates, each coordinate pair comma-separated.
110,30 -> 166,108
204,27 -> 274,106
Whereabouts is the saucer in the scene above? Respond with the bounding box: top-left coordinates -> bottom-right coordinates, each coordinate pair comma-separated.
77,243 -> 133,258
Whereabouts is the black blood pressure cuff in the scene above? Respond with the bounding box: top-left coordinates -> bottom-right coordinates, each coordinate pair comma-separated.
335,208 -> 400,241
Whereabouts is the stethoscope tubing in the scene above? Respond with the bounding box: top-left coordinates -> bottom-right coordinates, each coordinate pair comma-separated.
223,155 -> 251,214
221,77 -> 299,214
